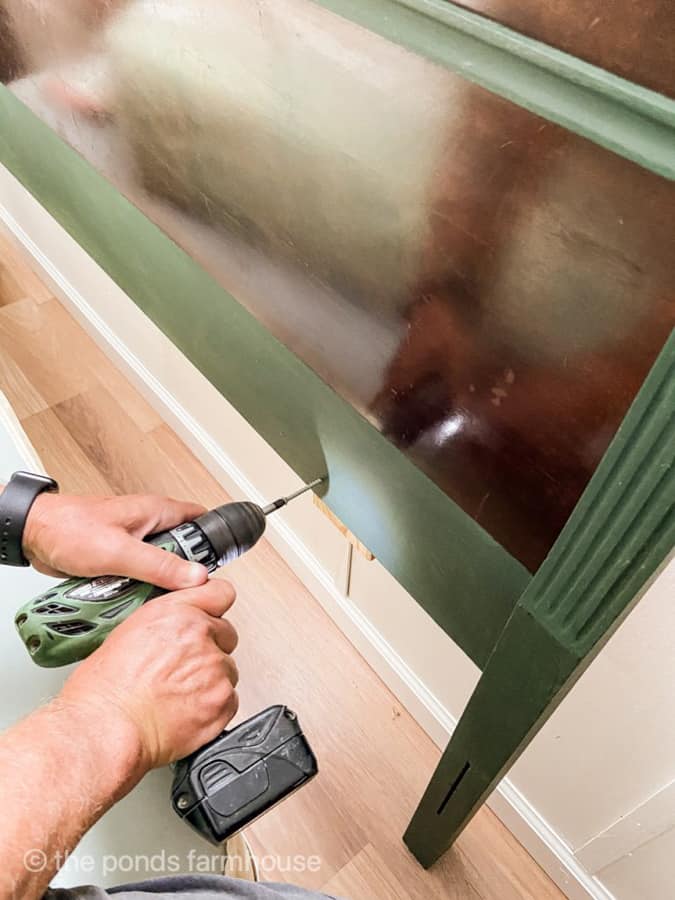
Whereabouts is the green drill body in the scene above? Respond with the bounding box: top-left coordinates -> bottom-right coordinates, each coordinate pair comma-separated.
14,483 -> 321,669
16,534 -> 177,667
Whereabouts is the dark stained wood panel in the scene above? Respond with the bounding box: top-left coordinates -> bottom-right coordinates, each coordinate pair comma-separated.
372,83 -> 675,569
2,0 -> 674,576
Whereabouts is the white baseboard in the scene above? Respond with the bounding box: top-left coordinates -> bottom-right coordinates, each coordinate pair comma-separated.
0,170 -> 615,900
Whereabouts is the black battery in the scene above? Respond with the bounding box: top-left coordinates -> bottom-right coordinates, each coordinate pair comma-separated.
171,705 -> 318,845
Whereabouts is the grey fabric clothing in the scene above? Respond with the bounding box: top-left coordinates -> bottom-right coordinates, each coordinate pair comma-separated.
44,876 -> 337,899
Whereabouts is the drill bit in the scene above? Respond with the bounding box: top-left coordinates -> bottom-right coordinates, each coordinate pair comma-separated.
262,478 -> 324,515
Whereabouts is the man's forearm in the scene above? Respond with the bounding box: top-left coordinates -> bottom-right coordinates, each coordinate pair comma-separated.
0,699 -> 146,899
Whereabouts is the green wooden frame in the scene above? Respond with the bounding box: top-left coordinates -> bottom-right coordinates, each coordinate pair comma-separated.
1,0 -> 673,870
405,329 -> 674,864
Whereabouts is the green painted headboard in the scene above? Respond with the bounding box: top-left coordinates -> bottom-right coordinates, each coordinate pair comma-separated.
0,0 -> 673,677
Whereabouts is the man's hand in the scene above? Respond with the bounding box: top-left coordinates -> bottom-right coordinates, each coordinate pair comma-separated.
22,492 -> 210,590
59,578 -> 239,769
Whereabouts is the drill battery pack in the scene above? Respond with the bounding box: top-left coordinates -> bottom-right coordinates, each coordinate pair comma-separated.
171,705 -> 318,845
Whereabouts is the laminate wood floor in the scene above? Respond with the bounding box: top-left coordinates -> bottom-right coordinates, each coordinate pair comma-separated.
0,228 -> 565,900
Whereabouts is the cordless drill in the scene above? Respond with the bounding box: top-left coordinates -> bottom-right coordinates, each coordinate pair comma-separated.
14,479 -> 323,844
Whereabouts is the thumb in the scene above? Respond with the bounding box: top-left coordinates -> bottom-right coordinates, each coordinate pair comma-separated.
106,534 -> 209,590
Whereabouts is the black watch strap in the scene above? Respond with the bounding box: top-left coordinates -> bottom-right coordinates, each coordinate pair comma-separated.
0,471 -> 59,567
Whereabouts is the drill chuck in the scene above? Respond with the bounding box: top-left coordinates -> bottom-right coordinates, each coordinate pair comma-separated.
170,520 -> 219,570
196,502 -> 266,566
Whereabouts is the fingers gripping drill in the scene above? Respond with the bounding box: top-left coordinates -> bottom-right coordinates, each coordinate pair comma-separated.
14,479 -> 323,844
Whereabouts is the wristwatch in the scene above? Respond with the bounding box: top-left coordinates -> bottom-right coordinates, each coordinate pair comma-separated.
0,471 -> 59,567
